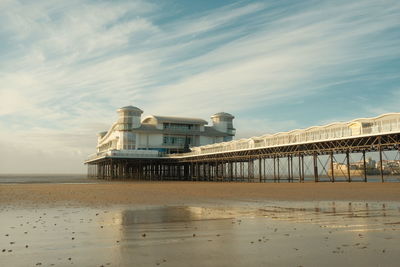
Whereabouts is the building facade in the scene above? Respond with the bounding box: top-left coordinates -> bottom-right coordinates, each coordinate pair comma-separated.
95,106 -> 235,155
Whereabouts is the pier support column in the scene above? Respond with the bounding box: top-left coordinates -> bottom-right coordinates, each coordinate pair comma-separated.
346,150 -> 351,183
298,154 -> 302,182
313,153 -> 318,182
363,150 -> 367,182
330,151 -> 335,183
273,156 -> 276,182
379,143 -> 384,183
277,156 -> 280,183
287,155 -> 291,182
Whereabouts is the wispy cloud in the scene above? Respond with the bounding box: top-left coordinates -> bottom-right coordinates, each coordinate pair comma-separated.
0,0 -> 399,173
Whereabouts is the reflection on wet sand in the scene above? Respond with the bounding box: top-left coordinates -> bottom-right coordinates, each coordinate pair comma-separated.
1,202 -> 399,266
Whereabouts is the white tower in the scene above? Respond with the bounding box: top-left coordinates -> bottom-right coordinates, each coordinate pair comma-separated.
211,112 -> 235,141
116,106 -> 143,150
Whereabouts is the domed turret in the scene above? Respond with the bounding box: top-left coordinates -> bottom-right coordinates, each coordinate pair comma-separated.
211,112 -> 235,141
117,106 -> 143,130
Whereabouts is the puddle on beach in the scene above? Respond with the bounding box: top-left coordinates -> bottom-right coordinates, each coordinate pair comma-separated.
1,202 -> 400,267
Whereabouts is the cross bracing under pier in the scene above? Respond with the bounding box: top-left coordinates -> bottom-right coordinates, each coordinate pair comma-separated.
85,113 -> 400,182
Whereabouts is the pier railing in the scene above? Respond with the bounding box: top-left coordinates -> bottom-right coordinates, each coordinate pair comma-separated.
85,149 -> 160,163
170,113 -> 400,158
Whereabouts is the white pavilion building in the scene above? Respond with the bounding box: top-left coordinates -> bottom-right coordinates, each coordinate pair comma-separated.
94,106 -> 235,157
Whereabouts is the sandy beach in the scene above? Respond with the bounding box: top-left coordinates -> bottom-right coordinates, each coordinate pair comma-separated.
1,181 -> 400,266
1,182 -> 400,206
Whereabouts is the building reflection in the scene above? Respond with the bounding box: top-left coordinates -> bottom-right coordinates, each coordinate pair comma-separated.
93,202 -> 399,265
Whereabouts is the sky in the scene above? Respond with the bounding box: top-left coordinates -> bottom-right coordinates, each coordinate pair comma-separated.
0,0 -> 399,174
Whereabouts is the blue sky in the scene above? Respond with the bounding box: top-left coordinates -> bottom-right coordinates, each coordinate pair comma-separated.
0,0 -> 399,173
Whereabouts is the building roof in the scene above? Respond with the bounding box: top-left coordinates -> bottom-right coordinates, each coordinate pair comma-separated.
97,131 -> 107,137
211,112 -> 235,119
117,106 -> 143,113
142,115 -> 208,125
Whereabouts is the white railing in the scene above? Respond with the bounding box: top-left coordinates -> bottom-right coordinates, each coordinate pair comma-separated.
86,149 -> 161,162
170,113 -> 400,158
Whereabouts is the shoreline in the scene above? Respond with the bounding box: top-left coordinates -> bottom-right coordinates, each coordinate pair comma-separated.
1,182 -> 400,207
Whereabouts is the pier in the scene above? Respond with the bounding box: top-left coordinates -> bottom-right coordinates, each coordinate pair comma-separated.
86,113 -> 400,182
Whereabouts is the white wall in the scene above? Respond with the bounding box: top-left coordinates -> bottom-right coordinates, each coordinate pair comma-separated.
136,133 -> 163,149
148,134 -> 163,147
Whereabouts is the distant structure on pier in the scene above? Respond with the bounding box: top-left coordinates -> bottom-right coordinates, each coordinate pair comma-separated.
95,106 -> 235,156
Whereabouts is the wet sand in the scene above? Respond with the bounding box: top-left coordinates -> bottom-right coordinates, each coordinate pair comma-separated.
1,182 -> 400,206
1,202 -> 400,267
1,182 -> 400,266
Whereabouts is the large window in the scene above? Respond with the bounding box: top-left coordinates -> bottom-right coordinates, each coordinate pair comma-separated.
163,123 -> 198,131
163,135 -> 192,145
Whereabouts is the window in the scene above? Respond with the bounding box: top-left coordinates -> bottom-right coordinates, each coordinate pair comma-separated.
163,123 -> 196,131
163,135 -> 192,145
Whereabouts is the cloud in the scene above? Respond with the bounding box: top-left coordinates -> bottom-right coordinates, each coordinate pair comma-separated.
0,0 -> 399,173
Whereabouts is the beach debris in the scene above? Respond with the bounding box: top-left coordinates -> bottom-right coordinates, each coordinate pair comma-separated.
2,249 -> 5,252
25,245 -> 29,248
382,249 -> 386,253
36,263 -> 42,266
142,233 -> 146,237
192,233 -> 196,237
68,257 -> 72,260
